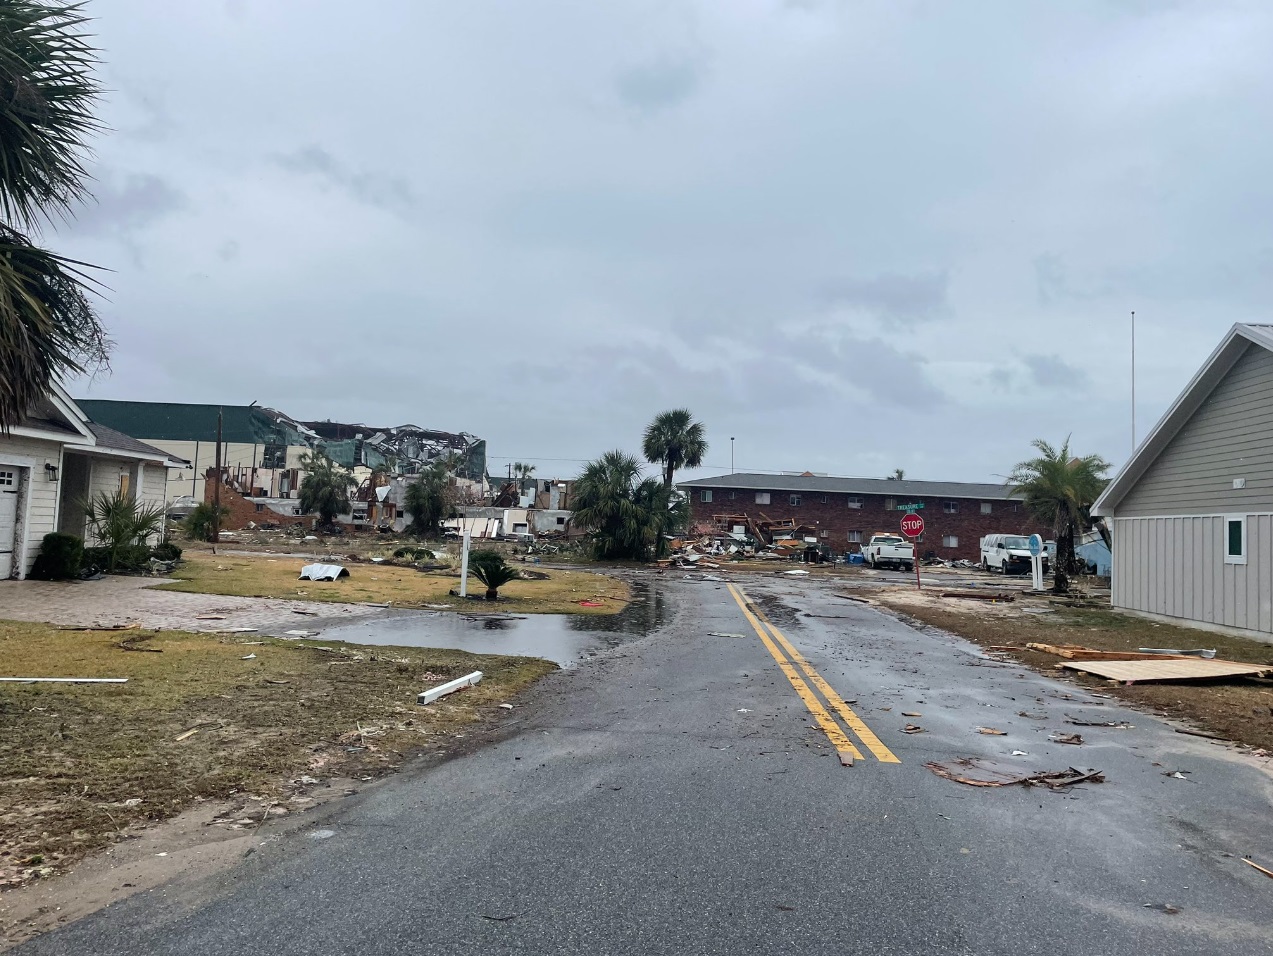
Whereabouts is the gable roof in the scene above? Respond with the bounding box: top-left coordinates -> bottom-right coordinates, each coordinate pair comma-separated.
85,422 -> 187,465
1093,323 -> 1273,516
676,472 -> 1021,500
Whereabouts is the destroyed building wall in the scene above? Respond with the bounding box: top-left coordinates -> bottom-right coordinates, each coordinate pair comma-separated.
202,476 -> 315,532
684,485 -> 1047,561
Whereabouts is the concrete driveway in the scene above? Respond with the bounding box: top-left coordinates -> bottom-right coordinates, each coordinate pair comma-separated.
0,577 -> 384,635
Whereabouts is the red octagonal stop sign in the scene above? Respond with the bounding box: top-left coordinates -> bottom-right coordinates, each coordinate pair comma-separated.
900,513 -> 925,537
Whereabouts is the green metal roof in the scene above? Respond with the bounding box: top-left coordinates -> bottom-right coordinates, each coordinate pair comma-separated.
76,400 -> 303,446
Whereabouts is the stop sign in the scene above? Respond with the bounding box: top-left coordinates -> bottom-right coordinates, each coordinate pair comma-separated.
900,513 -> 925,537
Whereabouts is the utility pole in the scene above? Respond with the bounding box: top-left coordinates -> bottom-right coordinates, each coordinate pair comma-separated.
731,437 -> 735,474
212,408 -> 223,552
1131,311 -> 1136,452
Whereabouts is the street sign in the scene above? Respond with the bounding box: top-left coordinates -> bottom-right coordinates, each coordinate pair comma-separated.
1028,534 -> 1043,557
900,513 -> 925,537
897,502 -> 925,510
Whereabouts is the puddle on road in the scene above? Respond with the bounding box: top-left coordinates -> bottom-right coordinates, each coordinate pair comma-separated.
316,581 -> 667,666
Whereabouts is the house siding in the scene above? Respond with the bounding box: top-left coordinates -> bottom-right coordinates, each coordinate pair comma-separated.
1113,514 -> 1273,634
1119,344 -> 1273,517
0,434 -> 65,576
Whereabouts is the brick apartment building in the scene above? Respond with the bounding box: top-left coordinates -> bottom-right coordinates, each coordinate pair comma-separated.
677,473 -> 1048,563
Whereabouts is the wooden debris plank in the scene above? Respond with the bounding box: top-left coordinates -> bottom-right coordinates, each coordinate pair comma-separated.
1058,658 -> 1272,684
1026,642 -> 1190,662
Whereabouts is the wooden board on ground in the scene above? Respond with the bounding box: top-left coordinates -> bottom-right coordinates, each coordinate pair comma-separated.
1058,658 -> 1272,684
1027,642 -> 1191,662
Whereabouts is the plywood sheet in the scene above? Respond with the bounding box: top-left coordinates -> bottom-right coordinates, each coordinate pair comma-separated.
1059,658 -> 1271,684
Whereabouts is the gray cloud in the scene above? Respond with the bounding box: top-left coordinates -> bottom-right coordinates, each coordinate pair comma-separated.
819,272 -> 950,328
70,172 -> 184,237
1022,354 -> 1089,389
615,56 -> 702,112
274,146 -> 416,210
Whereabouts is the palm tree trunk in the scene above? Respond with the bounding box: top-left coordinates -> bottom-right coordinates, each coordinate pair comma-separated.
485,587 -> 498,601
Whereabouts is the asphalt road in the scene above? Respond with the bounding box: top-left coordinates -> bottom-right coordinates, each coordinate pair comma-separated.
16,576 -> 1273,955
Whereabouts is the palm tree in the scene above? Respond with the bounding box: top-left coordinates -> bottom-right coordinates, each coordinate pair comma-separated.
571,450 -> 672,561
404,460 -> 453,537
642,409 -> 708,488
888,468 -> 905,480
0,2 -> 109,428
1007,437 -> 1111,592
512,462 -> 536,479
298,453 -> 356,529
468,550 -> 520,601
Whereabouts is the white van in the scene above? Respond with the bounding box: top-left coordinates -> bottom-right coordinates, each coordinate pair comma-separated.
980,534 -> 1049,575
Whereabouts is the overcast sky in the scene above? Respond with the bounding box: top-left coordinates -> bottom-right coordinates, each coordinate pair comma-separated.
59,0 -> 1273,484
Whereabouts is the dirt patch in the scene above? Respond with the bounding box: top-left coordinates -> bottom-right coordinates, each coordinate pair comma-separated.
156,551 -> 631,615
0,620 -> 555,894
869,588 -> 1273,752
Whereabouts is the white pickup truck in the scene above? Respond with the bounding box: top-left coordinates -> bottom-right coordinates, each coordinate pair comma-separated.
864,534 -> 915,572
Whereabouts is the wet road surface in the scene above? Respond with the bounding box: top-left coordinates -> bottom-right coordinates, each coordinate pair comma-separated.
14,576 -> 1273,955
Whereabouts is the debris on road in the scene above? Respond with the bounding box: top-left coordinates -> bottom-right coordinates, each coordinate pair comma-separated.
902,724 -> 925,734
925,758 -> 1105,789
902,711 -> 922,717
418,670 -> 483,705
977,727 -> 1008,736
1049,732 -> 1084,745
498,703 -> 514,710
942,591 -> 1015,602
1011,750 -> 1029,756
1162,770 -> 1191,780
1066,716 -> 1132,728
1243,857 -> 1273,880
1143,903 -> 1181,914
1174,727 -> 1228,741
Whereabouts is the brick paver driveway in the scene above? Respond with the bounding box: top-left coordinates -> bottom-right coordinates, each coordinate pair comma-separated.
0,577 -> 385,635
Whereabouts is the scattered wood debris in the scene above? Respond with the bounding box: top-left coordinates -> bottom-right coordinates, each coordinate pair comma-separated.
1243,857 -> 1273,880
1027,643 -> 1191,662
1058,658 -> 1273,684
925,757 -> 1105,789
1066,716 -> 1132,728
1049,732 -> 1084,745
902,724 -> 925,734
942,591 -> 1015,602
977,727 -> 1007,736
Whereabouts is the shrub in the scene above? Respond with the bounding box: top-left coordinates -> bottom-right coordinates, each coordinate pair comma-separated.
183,502 -> 229,541
151,541 -> 182,561
83,491 -> 167,573
393,546 -> 434,561
468,550 -> 521,601
29,532 -> 83,580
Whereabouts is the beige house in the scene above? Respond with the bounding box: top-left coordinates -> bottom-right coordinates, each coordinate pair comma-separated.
0,385 -> 182,579
1093,323 -> 1273,637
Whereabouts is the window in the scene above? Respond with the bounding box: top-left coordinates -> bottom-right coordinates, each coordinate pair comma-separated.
884,497 -> 896,511
729,491 -> 736,500
943,500 -> 958,514
255,503 -> 265,513
0,469 -> 14,486
700,490 -> 713,503
556,516 -> 566,526
755,492 -> 770,504
980,502 -> 992,515
942,534 -> 959,548
820,529 -> 829,538
847,496 -> 863,509
1226,515 -> 1247,565
848,530 -> 862,543
820,494 -> 827,503
789,494 -> 801,506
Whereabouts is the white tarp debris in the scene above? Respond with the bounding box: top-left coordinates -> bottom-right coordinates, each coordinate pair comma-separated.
299,564 -> 350,581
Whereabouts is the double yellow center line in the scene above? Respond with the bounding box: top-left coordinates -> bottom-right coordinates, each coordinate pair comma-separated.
728,584 -> 899,767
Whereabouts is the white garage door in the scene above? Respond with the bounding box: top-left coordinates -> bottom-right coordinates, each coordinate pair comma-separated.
0,466 -> 18,579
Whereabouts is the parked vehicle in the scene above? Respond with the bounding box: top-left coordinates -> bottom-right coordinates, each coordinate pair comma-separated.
865,534 -> 915,572
980,534 -> 1050,575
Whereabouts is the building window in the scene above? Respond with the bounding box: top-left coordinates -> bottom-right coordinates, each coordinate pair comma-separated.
255,503 -> 265,513
942,534 -> 959,548
820,494 -> 827,503
980,502 -> 992,515
943,500 -> 958,514
848,530 -> 862,543
0,469 -> 13,486
756,492 -> 770,504
820,529 -> 829,538
789,494 -> 801,506
1226,515 -> 1247,565
884,497 -> 896,511
700,490 -> 713,503
556,516 -> 565,526
729,491 -> 736,500
847,496 -> 863,509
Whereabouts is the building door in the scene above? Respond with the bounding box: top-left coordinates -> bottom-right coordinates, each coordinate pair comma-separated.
0,465 -> 19,579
